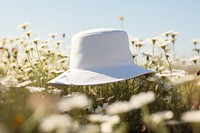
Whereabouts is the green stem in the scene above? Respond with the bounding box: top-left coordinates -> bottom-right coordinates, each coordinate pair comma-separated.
141,105 -> 150,133
190,75 -> 197,91
163,50 -> 172,73
152,44 -> 155,56
23,106 -> 46,133
26,53 -> 33,67
192,123 -> 200,133
152,62 -> 159,72
172,42 -> 175,60
26,53 -> 42,86
28,37 -> 41,62
4,59 -> 11,76
121,20 -> 124,29
35,43 -> 41,61
136,47 -> 141,65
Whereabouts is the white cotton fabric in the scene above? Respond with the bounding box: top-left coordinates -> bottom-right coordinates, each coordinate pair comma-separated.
48,28 -> 153,85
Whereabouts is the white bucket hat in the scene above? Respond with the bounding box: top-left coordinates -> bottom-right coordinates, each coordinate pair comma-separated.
48,28 -> 153,86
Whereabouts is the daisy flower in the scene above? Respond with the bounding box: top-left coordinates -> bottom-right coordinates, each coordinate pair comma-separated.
39,114 -> 72,133
130,91 -> 155,109
107,101 -> 131,115
181,110 -> 200,123
95,103 -> 109,114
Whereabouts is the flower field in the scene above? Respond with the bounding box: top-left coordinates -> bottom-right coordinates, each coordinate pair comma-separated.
0,23 -> 200,133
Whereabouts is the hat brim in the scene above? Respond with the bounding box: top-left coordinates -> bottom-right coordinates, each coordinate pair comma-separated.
48,64 -> 153,86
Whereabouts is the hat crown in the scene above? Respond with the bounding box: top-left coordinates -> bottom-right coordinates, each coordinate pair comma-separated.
70,28 -> 134,70
48,28 -> 152,85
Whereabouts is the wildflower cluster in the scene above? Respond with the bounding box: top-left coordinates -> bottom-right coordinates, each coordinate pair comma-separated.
0,23 -> 200,133
0,23 -> 68,89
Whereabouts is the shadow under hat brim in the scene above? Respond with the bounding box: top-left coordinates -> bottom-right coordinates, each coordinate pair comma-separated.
48,64 -> 154,86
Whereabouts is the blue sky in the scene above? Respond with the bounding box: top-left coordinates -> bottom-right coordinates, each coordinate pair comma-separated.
0,0 -> 200,57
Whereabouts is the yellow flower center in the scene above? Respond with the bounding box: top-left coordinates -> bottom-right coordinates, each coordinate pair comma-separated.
102,108 -> 106,113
